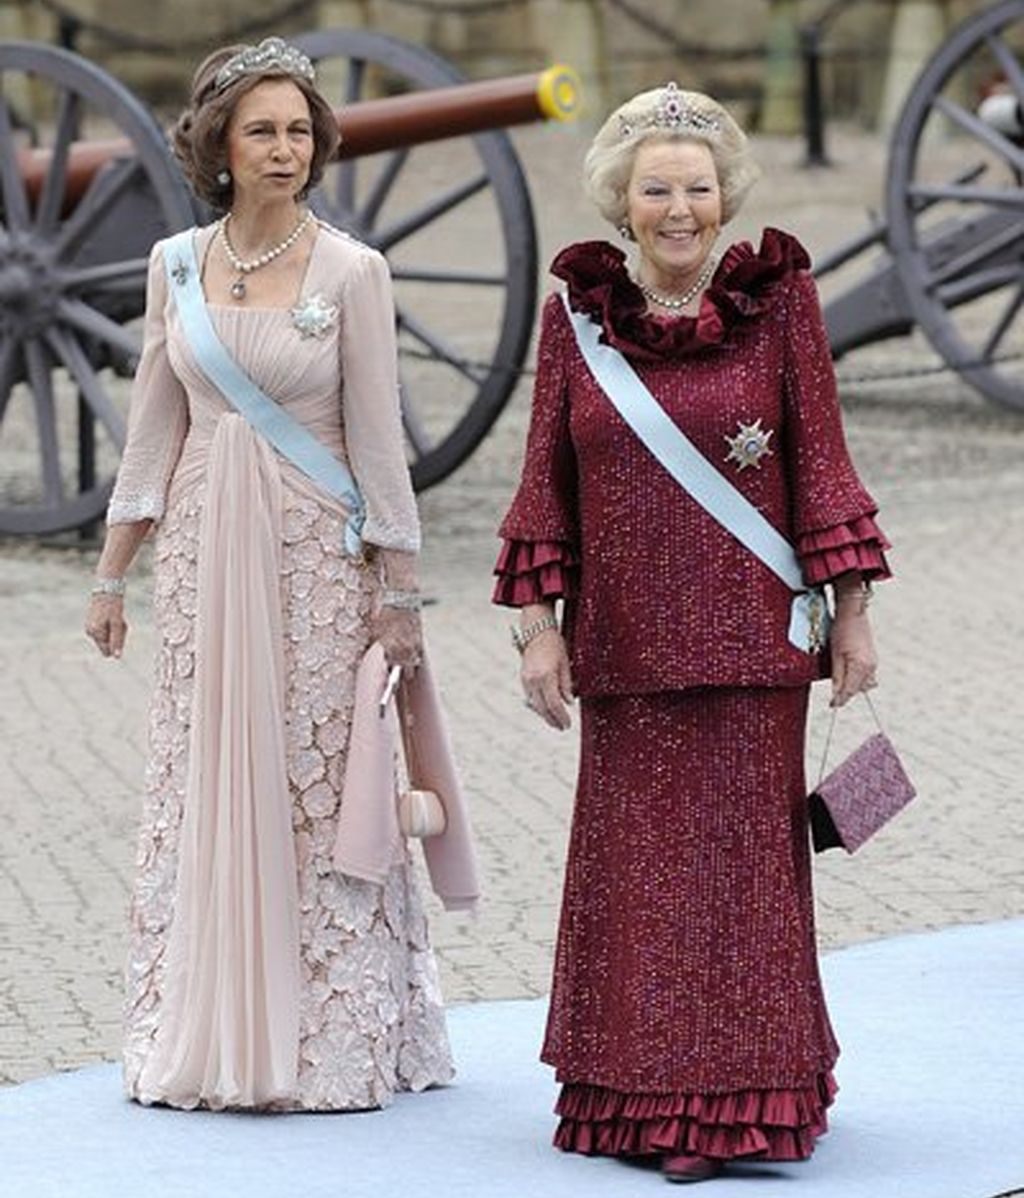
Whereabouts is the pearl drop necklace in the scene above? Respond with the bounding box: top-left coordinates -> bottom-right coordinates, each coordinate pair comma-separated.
219,210 -> 312,301
635,254 -> 717,311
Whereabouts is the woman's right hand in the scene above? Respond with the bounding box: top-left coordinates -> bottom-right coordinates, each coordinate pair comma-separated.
521,629 -> 574,730
85,595 -> 128,659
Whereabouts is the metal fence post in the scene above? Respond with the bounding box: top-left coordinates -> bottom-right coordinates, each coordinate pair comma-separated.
800,21 -> 830,167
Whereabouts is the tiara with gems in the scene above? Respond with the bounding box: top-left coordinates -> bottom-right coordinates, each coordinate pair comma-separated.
213,37 -> 316,95
617,82 -> 721,140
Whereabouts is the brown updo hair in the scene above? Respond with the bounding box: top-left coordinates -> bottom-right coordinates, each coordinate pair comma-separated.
172,44 -> 340,211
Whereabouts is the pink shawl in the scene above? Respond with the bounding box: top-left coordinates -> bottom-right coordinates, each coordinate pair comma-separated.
334,641 -> 481,912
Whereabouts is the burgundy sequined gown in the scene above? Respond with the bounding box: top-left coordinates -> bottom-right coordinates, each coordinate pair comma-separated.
493,231 -> 890,1161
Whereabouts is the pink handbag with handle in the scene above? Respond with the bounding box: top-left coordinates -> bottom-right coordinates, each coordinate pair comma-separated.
334,642 -> 480,911
808,696 -> 916,854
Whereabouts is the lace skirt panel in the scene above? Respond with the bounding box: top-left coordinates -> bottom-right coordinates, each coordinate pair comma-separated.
123,484 -> 453,1110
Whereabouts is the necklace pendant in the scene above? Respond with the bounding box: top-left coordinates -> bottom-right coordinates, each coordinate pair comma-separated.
230,277 -> 246,301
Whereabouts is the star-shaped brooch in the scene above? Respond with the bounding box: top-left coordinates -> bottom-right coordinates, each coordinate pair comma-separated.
724,418 -> 774,471
290,292 -> 339,339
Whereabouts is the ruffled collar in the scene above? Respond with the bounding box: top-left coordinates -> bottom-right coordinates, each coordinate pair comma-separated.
551,227 -> 811,361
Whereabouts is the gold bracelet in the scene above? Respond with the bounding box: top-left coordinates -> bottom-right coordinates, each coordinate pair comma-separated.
510,614 -> 558,654
834,580 -> 873,613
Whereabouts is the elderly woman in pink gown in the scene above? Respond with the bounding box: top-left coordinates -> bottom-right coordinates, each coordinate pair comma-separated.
83,39 -> 465,1111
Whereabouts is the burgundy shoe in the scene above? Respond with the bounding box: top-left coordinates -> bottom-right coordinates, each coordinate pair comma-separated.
661,1152 -> 724,1184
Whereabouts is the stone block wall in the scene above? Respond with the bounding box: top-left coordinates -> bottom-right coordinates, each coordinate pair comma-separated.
0,0 -> 1006,129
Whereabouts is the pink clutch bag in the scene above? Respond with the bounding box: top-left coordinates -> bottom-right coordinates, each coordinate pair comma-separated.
808,699 -> 916,854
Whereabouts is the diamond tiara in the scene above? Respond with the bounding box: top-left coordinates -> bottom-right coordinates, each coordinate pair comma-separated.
617,82 -> 721,140
213,37 -> 316,95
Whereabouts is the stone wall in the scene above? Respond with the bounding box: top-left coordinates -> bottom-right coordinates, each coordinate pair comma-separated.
0,0 -> 1006,128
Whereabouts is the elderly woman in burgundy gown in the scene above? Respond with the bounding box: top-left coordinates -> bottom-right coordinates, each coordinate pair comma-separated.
494,85 -> 890,1184
83,39 -> 473,1112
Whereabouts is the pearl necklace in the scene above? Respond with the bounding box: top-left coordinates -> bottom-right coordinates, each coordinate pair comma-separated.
219,210 -> 312,301
635,255 -> 717,311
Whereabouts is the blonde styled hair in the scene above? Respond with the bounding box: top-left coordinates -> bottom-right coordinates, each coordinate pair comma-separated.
583,86 -> 759,228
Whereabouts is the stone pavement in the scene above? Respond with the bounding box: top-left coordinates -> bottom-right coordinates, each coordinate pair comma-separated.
1,125 -> 1023,1086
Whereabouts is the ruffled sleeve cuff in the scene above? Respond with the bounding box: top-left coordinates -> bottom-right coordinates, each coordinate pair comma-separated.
797,514 -> 892,586
492,539 -> 578,607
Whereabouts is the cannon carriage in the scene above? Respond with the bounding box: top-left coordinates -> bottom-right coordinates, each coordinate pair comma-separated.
1,3 -> 1023,539
0,28 -> 579,534
820,0 -> 1024,413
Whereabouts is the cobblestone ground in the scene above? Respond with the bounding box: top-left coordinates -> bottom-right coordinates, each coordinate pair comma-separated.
1,126 -> 1023,1085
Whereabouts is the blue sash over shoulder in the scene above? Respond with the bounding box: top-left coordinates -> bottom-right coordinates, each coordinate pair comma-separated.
560,291 -> 829,656
162,229 -> 365,556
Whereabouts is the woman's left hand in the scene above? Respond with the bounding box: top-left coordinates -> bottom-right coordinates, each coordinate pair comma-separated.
829,604 -> 878,708
373,606 -> 423,675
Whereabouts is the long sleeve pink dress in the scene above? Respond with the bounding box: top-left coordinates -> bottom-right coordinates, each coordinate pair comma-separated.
108,221 -> 453,1111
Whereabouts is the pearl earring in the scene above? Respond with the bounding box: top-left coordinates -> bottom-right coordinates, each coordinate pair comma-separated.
618,223 -> 633,241
217,169 -> 231,186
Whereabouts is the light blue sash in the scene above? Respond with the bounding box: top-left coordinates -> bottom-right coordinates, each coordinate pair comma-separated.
560,292 -> 829,655
162,230 -> 365,556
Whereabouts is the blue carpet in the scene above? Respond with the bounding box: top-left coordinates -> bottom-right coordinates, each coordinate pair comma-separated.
2,920 -> 1023,1197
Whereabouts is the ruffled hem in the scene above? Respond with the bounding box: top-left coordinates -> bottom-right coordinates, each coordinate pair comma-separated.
798,514 -> 892,586
553,1074 -> 837,1161
551,228 -> 811,361
492,538 -> 578,606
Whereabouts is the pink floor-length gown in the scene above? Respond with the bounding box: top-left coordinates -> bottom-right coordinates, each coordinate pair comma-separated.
108,222 -> 453,1111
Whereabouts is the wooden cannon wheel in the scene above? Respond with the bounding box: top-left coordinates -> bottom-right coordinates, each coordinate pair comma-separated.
0,31 -> 541,537
292,28 -> 538,492
0,41 -> 194,535
886,0 -> 1024,411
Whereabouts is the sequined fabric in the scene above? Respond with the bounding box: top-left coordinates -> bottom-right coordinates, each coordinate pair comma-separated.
544,688 -> 837,1160
492,230 -> 884,1161
494,230 -> 890,697
115,224 -> 452,1111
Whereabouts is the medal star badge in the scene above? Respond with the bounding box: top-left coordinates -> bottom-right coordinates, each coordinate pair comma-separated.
724,418 -> 774,471
290,292 -> 339,339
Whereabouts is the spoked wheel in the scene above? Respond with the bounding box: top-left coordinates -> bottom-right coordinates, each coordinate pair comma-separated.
886,0 -> 1024,411
0,42 -> 193,534
292,29 -> 538,490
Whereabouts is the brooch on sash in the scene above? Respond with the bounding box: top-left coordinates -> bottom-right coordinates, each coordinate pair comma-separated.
290,292 -> 339,339
724,418 -> 774,471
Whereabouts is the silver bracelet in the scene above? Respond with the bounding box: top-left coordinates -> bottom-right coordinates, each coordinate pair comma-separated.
511,613 -> 558,655
381,587 -> 423,612
91,577 -> 126,597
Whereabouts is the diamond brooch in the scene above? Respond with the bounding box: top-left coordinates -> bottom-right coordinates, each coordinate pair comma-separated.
290,292 -> 339,339
724,418 -> 774,471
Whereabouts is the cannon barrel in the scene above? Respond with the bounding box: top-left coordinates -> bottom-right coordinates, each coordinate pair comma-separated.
17,64 -> 581,213
337,63 -> 580,155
